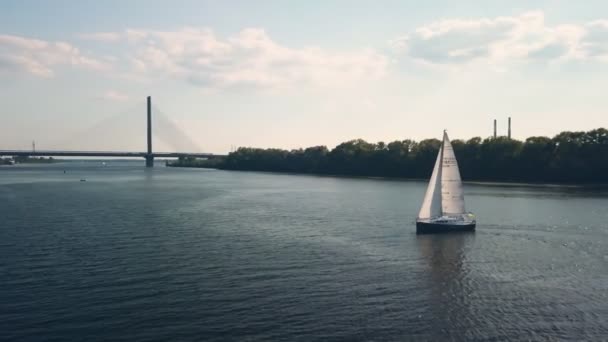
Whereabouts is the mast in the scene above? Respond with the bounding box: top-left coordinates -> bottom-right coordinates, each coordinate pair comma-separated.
439,131 -> 446,216
440,131 -> 446,169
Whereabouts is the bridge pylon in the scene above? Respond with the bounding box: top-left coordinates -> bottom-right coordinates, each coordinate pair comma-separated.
145,96 -> 154,167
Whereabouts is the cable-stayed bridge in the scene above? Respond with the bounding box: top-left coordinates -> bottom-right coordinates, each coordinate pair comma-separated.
0,96 -> 225,167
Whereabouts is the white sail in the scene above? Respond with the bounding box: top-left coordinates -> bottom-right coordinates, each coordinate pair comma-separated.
440,131 -> 466,215
417,146 -> 443,219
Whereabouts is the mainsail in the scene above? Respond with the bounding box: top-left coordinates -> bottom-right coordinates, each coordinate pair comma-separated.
440,132 -> 466,215
417,131 -> 466,219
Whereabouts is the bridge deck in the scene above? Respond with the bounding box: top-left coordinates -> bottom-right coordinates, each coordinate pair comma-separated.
0,150 -> 226,158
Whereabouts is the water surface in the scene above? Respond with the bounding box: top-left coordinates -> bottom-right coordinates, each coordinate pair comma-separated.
1,161 -> 607,341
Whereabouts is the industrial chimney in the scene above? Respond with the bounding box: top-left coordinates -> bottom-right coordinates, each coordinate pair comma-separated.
493,119 -> 497,139
508,117 -> 511,139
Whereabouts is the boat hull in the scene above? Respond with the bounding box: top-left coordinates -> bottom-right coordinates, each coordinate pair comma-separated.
416,221 -> 476,234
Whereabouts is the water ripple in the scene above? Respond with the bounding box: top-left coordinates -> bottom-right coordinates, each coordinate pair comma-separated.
0,164 -> 607,341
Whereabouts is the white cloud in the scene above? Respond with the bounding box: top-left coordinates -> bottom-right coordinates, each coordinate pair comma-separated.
78,32 -> 122,42
8,14 -> 608,84
391,11 -> 608,66
580,20 -> 608,60
99,90 -> 129,102
83,27 -> 389,89
0,34 -> 110,77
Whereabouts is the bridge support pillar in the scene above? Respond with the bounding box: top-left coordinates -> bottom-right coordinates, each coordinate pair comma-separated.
145,154 -> 154,168
146,96 -> 153,168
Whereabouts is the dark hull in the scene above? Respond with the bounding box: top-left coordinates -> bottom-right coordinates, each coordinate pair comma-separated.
416,221 -> 476,234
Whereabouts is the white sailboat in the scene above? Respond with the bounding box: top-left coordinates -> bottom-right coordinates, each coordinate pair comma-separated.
416,131 -> 476,234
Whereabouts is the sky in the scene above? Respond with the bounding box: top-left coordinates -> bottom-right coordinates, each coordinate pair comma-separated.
1,0 -> 608,153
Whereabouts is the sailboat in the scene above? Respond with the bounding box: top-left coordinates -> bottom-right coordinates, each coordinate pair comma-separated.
416,130 -> 476,234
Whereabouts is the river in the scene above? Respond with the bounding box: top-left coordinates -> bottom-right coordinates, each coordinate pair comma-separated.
1,161 -> 607,341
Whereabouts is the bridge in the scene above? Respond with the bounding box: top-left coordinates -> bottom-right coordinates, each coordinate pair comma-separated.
0,97 -> 226,167
0,151 -> 220,159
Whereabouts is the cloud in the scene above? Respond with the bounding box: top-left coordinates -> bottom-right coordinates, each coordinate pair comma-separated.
82,27 -> 389,89
580,20 -> 608,60
0,34 -> 110,77
99,90 -> 129,101
8,14 -> 608,84
78,32 -> 122,42
391,11 -> 608,66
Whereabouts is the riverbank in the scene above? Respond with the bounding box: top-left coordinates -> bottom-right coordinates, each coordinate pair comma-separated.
1,156 -> 58,165
168,162 -> 608,187
166,157 -> 223,168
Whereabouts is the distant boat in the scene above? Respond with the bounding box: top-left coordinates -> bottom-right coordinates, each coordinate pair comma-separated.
416,130 -> 476,234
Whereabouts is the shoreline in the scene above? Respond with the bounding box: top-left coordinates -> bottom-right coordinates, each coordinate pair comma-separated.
167,164 -> 608,187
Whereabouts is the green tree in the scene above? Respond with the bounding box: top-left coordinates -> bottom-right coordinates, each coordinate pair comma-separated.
177,128 -> 608,183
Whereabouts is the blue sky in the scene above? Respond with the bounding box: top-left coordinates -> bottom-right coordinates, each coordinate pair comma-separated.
1,1 -> 608,153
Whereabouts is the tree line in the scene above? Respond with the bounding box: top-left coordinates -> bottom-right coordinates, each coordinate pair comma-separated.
172,128 -> 608,183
